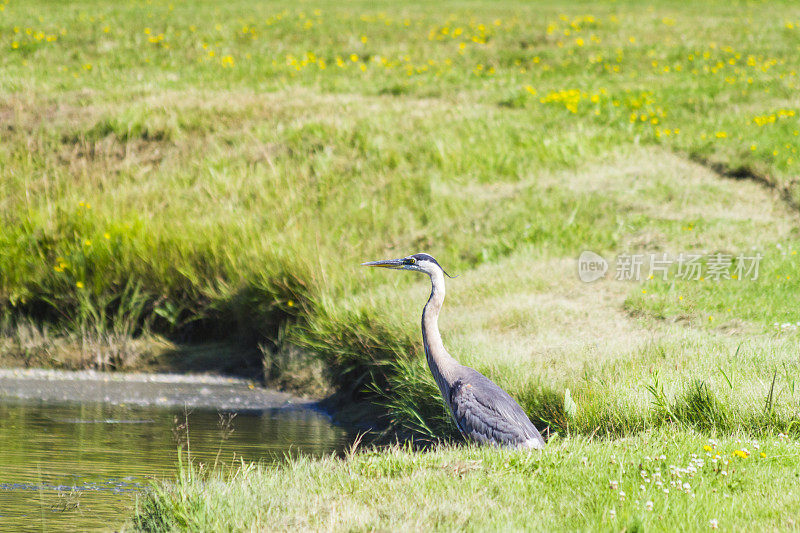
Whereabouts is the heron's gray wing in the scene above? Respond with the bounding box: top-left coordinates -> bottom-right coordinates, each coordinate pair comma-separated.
449,370 -> 545,448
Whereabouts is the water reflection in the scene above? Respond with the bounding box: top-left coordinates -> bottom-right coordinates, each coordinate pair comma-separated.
0,399 -> 352,532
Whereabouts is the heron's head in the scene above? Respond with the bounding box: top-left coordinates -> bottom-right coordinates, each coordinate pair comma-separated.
362,253 -> 454,277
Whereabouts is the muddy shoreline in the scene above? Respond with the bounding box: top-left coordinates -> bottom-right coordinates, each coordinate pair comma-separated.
0,368 -> 320,411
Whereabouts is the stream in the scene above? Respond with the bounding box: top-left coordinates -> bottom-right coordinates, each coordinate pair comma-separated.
0,369 -> 353,532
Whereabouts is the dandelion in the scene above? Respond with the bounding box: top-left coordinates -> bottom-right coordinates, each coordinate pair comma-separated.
76,281 -> 84,289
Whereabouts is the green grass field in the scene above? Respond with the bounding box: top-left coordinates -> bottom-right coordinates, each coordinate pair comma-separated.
2,0 -> 800,529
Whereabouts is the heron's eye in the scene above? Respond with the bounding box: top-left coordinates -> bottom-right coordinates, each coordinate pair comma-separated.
407,257 -> 416,265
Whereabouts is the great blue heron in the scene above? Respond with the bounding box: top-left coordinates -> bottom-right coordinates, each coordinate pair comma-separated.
363,253 -> 545,449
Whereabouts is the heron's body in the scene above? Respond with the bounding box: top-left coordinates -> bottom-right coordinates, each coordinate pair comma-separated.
363,253 -> 545,449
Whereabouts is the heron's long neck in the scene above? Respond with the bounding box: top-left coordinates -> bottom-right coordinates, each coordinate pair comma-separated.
422,270 -> 459,398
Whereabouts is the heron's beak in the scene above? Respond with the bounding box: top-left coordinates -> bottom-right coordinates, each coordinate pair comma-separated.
361,258 -> 405,269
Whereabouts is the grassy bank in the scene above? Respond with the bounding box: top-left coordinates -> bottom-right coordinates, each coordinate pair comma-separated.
3,0 -> 800,435
133,431 -> 800,531
3,0 -> 800,526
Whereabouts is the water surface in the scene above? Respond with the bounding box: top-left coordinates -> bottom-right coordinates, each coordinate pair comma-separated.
0,372 -> 352,532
